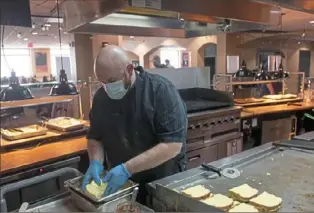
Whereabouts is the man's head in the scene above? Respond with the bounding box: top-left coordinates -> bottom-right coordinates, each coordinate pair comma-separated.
95,45 -> 135,99
152,55 -> 161,68
165,59 -> 170,66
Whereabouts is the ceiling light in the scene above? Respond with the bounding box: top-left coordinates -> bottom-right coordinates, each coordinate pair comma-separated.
54,36 -> 58,39
130,36 -> 135,39
32,22 -> 36,29
32,32 -> 38,35
41,25 -> 46,31
302,32 -> 306,37
298,41 -> 301,44
23,38 -> 28,41
59,27 -> 63,30
44,24 -> 51,27
17,33 -> 22,39
64,32 -> 68,34
180,18 -> 184,21
309,21 -> 314,24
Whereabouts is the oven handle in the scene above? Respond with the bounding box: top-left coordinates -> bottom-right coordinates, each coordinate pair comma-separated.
0,167 -> 81,212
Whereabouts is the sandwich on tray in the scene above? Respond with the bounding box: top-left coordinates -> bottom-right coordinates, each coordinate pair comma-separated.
228,184 -> 258,202
229,203 -> 259,212
181,185 -> 211,200
249,191 -> 282,212
201,194 -> 234,211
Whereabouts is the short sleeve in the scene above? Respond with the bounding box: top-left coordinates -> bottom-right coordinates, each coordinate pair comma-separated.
154,83 -> 188,143
86,92 -> 102,141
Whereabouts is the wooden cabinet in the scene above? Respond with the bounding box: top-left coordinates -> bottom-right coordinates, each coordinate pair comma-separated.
261,117 -> 295,144
226,138 -> 243,157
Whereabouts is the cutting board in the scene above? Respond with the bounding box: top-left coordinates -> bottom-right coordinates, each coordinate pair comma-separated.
0,127 -> 88,151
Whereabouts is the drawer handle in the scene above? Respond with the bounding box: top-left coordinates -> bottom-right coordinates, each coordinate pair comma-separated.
188,156 -> 200,162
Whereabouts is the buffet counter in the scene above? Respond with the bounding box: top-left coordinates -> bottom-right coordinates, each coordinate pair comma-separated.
0,135 -> 87,175
241,100 -> 314,118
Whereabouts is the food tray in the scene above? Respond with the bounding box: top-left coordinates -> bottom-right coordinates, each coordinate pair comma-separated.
64,175 -> 139,204
45,117 -> 85,132
0,125 -> 48,141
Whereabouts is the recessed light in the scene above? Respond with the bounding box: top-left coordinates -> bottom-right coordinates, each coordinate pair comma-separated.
32,32 -> 38,35
309,21 -> 314,24
23,38 -> 28,41
298,41 -> 301,44
44,24 -> 51,27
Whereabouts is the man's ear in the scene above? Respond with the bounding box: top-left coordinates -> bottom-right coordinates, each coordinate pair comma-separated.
126,64 -> 134,76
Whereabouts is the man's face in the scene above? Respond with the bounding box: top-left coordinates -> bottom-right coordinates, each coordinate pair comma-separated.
95,64 -> 134,89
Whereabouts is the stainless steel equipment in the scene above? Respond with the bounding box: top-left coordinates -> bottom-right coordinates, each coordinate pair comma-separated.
64,175 -> 139,211
1,168 -> 154,212
147,142 -> 314,212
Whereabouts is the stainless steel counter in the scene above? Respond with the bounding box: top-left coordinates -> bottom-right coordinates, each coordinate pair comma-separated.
147,143 -> 314,212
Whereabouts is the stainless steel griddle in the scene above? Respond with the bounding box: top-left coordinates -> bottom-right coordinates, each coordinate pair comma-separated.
149,143 -> 314,212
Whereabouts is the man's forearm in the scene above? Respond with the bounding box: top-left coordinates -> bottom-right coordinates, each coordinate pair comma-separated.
87,139 -> 105,163
124,142 -> 182,175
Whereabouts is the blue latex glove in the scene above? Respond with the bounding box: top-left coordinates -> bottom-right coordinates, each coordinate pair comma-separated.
103,164 -> 131,196
82,160 -> 104,191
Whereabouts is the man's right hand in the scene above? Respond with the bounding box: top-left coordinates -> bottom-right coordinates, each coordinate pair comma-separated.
82,160 -> 104,191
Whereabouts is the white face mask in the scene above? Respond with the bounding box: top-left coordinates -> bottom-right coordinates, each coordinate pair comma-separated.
103,80 -> 129,100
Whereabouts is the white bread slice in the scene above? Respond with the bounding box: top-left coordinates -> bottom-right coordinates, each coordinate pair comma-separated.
181,185 -> 211,199
250,192 -> 282,210
86,180 -> 108,199
229,203 -> 259,212
228,184 -> 258,201
201,194 -> 234,210
231,200 -> 241,208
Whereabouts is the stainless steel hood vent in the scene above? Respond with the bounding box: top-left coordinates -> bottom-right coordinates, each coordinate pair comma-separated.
63,0 -> 280,38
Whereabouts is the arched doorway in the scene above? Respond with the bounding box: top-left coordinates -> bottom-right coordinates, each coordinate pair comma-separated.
198,43 -> 217,85
125,51 -> 140,67
143,45 -> 186,69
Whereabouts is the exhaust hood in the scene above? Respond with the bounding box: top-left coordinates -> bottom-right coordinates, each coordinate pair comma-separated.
63,0 -> 281,38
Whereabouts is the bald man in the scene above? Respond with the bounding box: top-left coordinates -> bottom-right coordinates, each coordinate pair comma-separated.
82,45 -> 187,204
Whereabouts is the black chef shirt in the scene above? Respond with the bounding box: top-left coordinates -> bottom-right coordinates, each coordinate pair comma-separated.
87,70 -> 188,187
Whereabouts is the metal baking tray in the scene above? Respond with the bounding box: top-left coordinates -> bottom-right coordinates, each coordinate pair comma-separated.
64,175 -> 139,204
25,193 -> 154,212
156,146 -> 314,212
45,117 -> 85,132
0,125 -> 48,140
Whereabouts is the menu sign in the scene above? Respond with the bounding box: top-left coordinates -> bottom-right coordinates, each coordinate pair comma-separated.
131,0 -> 161,10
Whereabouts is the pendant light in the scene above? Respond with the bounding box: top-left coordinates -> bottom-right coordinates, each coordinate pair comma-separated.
233,34 -> 253,78
254,30 -> 270,81
0,71 -> 33,101
49,0 -> 78,96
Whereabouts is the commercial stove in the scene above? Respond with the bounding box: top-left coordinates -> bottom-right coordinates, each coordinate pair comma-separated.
178,88 -> 242,169
147,141 -> 314,212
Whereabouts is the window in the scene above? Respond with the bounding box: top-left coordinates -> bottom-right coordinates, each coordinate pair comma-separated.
227,56 -> 239,73
1,48 -> 32,77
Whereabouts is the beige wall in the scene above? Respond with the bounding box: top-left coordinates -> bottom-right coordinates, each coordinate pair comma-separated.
90,35 -> 218,68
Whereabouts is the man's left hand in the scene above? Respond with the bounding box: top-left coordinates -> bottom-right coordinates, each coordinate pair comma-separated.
103,164 -> 131,196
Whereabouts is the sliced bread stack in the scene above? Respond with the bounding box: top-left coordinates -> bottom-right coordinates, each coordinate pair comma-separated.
181,185 -> 212,200
201,194 -> 234,211
228,184 -> 259,202
229,203 -> 259,212
250,191 -> 282,212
